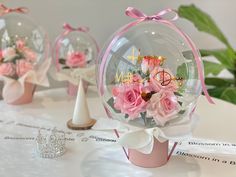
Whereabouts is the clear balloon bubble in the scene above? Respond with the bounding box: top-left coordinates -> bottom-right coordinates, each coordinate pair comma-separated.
97,21 -> 202,128
0,13 -> 49,73
54,30 -> 98,71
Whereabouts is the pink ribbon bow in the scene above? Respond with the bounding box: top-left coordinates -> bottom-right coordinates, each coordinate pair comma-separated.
62,23 -> 89,36
125,7 -> 179,21
0,4 -> 28,16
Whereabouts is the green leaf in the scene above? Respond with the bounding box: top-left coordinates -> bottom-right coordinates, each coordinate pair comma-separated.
178,4 -> 236,105
205,77 -> 233,87
201,49 -> 235,70
59,58 -> 66,65
200,49 -> 227,57
208,87 -> 236,105
201,49 -> 236,62
176,63 -> 188,80
220,88 -> 236,104
107,97 -> 121,113
178,101 -> 183,106
203,60 -> 225,76
207,87 -> 228,98
175,92 -> 183,97
178,4 -> 231,48
178,110 -> 185,114
182,50 -> 194,60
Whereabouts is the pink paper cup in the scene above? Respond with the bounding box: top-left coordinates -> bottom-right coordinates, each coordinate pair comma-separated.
10,82 -> 36,105
128,138 -> 169,168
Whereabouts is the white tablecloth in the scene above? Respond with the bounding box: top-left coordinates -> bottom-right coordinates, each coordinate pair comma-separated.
0,87 -> 235,177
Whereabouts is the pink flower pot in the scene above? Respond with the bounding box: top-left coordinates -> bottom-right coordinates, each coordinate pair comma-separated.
10,82 -> 36,105
67,80 -> 88,96
128,138 -> 169,168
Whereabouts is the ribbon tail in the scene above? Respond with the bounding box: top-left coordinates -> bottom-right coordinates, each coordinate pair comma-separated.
155,8 -> 179,21
201,75 -> 215,104
15,7 -> 29,14
125,7 -> 147,19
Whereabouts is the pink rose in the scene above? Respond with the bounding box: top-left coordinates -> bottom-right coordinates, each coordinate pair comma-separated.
147,91 -> 180,126
66,52 -> 86,68
150,68 -> 178,92
23,47 -> 37,62
16,60 -> 33,77
112,83 -> 147,119
0,63 -> 15,76
16,39 -> 26,50
2,47 -> 17,61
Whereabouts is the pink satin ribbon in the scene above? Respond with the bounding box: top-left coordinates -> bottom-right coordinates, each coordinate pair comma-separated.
125,7 -> 178,21
0,4 -> 28,16
99,7 -> 214,104
62,23 -> 89,35
54,23 -> 99,71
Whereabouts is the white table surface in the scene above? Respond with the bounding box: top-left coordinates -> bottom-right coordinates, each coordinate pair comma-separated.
0,87 -> 235,177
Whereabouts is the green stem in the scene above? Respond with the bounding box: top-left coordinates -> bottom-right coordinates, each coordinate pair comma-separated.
140,112 -> 147,126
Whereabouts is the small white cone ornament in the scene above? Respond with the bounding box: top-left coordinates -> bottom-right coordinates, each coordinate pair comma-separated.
67,79 -> 96,130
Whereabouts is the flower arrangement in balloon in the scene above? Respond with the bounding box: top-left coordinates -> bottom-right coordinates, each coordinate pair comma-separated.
0,4 -> 51,105
110,49 -> 184,127
96,6 -> 214,168
52,23 -> 99,96
0,38 -> 37,79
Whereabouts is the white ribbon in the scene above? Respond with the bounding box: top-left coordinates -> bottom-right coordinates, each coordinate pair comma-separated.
118,128 -> 167,154
92,114 -> 199,154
